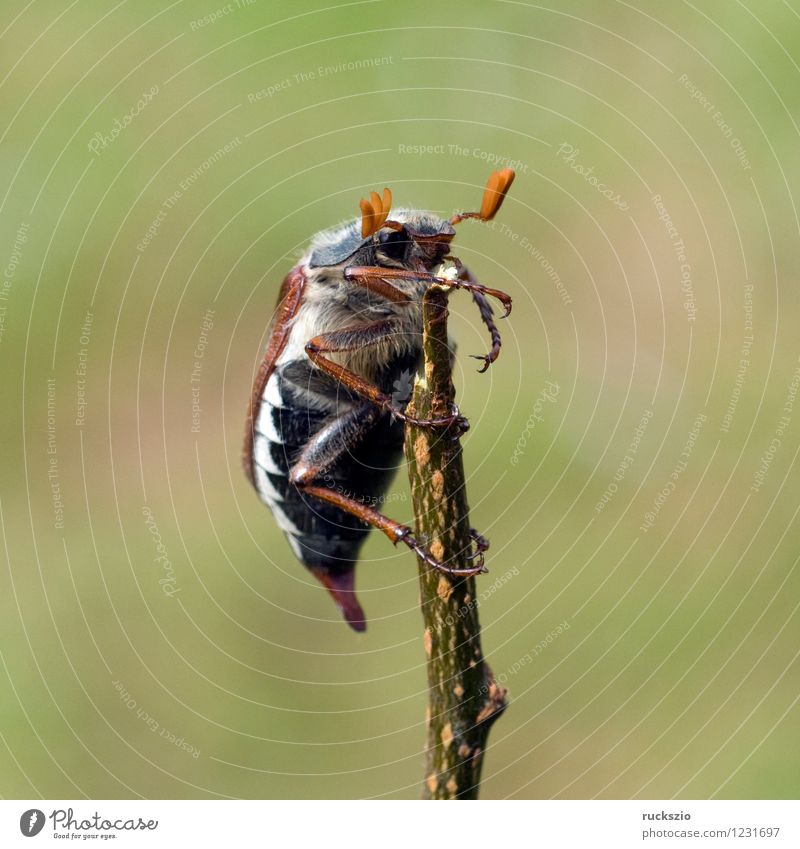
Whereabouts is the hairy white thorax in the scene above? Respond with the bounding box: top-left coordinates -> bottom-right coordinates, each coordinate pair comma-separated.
284,266 -> 425,387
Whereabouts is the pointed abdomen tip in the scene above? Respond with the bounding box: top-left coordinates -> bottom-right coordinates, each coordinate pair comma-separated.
346,613 -> 367,633
311,566 -> 367,633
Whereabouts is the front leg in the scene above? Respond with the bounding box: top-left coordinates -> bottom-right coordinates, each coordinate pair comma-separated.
304,320 -> 468,432
345,265 -> 512,318
456,263 -> 503,373
345,264 -> 511,372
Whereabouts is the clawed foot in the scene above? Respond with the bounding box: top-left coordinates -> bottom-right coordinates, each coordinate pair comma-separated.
387,402 -> 470,435
395,527 -> 490,577
467,528 -> 490,558
470,352 -> 498,374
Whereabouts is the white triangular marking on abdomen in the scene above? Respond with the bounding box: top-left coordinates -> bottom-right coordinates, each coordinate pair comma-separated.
256,401 -> 283,443
254,465 -> 282,503
272,505 -> 301,534
264,373 -> 283,407
253,434 -> 282,474
287,536 -> 304,559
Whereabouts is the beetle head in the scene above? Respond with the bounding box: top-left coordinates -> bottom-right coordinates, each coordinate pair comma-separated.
306,170 -> 515,269
373,214 -> 455,268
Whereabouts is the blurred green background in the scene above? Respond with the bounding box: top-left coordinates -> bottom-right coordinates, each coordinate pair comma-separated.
1,0 -> 798,799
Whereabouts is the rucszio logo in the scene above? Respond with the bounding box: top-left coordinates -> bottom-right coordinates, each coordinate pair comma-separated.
19,809 -> 45,837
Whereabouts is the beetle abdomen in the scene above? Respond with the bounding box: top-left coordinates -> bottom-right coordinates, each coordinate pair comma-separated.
251,366 -> 405,573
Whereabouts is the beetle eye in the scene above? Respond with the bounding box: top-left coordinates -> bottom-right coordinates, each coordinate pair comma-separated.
378,228 -> 409,260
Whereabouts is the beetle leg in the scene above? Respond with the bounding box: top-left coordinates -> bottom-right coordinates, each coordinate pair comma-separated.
305,320 -> 469,432
346,274 -> 411,304
300,485 -> 487,577
449,274 -> 513,318
468,290 -> 502,373
467,528 -> 491,558
288,402 -> 381,486
395,526 -> 487,576
346,264 -> 511,370
292,483 -> 487,579
289,414 -> 485,577
460,263 -> 503,372
346,265 -> 512,317
345,266 -> 442,286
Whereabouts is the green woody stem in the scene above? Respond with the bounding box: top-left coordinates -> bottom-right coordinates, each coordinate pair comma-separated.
404,284 -> 507,800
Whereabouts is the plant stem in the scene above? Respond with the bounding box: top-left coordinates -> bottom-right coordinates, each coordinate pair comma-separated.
404,283 -> 507,800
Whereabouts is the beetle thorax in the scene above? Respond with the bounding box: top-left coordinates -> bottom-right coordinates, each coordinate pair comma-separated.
293,264 -> 427,386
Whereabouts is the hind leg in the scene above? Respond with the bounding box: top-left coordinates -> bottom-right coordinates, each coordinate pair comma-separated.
289,407 -> 486,578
